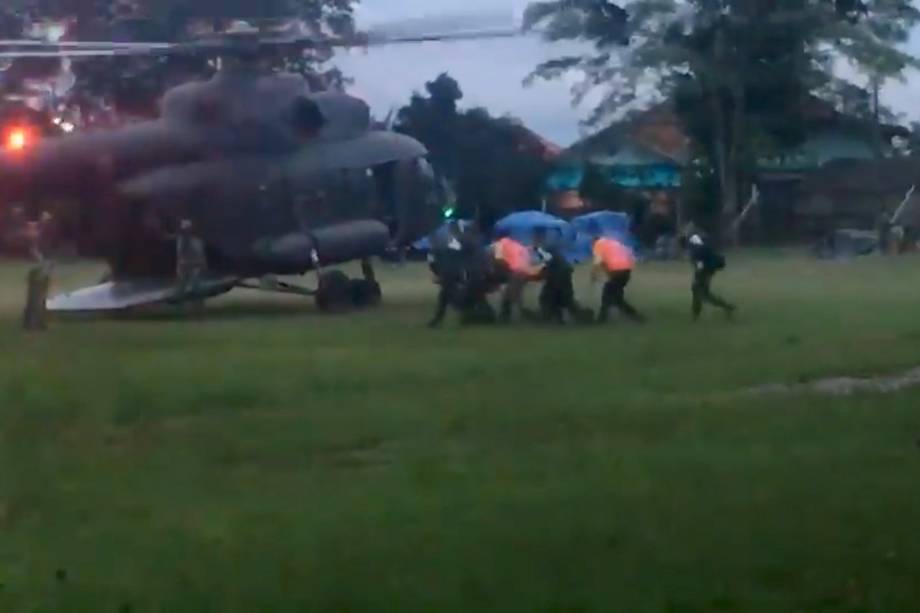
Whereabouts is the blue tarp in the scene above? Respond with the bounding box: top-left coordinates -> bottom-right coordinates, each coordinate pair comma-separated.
493,211 -> 574,248
571,211 -> 632,235
493,211 -> 581,264
411,219 -> 474,252
568,211 -> 638,263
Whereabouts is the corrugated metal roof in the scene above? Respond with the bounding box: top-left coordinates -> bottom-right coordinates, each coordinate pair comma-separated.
563,104 -> 691,166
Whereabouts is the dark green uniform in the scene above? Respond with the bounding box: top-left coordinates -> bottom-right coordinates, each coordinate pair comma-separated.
428,231 -> 499,327
22,218 -> 53,331
688,233 -> 735,320
534,245 -> 591,324
176,229 -> 206,298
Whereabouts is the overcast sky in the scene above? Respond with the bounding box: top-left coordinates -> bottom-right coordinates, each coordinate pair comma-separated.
336,0 -> 920,147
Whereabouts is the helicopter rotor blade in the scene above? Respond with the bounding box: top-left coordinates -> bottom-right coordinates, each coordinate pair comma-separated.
0,48 -> 167,59
359,27 -> 522,47
0,39 -> 173,49
0,17 -> 525,60
0,39 -> 176,59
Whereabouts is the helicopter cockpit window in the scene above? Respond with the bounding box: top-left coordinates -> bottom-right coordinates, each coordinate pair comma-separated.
289,97 -> 326,139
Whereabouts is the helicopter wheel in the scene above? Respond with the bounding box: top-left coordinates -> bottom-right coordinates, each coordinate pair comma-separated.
315,270 -> 352,312
349,279 -> 382,309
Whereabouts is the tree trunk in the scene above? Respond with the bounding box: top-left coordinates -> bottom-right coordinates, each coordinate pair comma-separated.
726,80 -> 746,246
707,22 -> 742,245
710,94 -> 740,245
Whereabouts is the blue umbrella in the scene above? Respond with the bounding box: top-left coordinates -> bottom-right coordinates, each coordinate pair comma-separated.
568,211 -> 639,263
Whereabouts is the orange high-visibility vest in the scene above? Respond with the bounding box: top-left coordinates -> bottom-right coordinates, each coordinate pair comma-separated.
493,237 -> 535,276
593,237 -> 634,272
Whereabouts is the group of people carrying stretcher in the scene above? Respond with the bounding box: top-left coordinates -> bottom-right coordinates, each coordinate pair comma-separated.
427,219 -> 735,328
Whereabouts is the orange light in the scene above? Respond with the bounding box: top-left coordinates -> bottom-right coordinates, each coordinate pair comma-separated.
3,125 -> 37,153
6,128 -> 27,151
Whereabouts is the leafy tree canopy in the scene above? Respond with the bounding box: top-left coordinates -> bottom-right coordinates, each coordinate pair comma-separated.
525,0 -> 919,232
397,73 -> 554,228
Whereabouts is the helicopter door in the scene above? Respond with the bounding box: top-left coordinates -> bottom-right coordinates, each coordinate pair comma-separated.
372,160 -> 414,244
371,162 -> 394,234
372,158 -> 440,246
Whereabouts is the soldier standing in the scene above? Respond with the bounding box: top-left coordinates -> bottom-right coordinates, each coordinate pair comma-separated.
175,219 -> 207,309
22,212 -> 55,331
876,210 -> 892,255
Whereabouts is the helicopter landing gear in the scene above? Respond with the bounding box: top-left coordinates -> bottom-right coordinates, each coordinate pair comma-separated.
239,258 -> 383,313
348,278 -> 382,309
315,270 -> 352,312
355,258 -> 382,308
315,259 -> 381,312
314,269 -> 381,313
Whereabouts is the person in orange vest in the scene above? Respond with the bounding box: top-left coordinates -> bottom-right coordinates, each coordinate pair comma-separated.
491,229 -> 543,323
590,229 -> 645,323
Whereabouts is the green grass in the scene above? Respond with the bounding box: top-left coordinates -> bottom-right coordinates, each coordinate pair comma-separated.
1,252 -> 920,612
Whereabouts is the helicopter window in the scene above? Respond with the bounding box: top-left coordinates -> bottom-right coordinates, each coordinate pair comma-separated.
290,97 -> 325,139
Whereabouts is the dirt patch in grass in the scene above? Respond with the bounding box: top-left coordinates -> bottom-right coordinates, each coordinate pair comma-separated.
750,366 -> 920,396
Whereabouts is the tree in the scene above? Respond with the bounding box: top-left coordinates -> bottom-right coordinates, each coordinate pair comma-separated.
396,74 -> 464,182
526,0 -> 919,237
396,74 -> 553,228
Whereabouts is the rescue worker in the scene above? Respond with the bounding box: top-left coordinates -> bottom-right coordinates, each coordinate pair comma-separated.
427,221 -> 467,327
428,221 -> 497,327
590,226 -> 644,324
891,224 -> 906,255
685,225 -> 735,321
491,229 -> 542,323
532,227 -> 591,324
175,218 -> 207,309
876,210 -> 892,255
22,211 -> 55,331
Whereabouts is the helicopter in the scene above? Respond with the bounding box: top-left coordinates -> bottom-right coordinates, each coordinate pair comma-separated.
0,19 -> 520,313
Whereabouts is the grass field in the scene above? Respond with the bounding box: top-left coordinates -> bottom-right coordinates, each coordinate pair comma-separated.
1,252 -> 919,612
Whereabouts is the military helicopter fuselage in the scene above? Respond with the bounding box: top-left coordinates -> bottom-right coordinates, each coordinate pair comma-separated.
0,64 -> 441,284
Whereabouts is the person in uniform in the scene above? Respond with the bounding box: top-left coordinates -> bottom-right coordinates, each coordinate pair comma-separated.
876,210 -> 893,255
427,221 -> 468,327
532,227 -> 591,324
491,229 -> 542,323
685,226 -> 735,321
22,211 -> 55,331
590,229 -> 644,324
175,219 -> 207,310
428,221 -> 497,327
